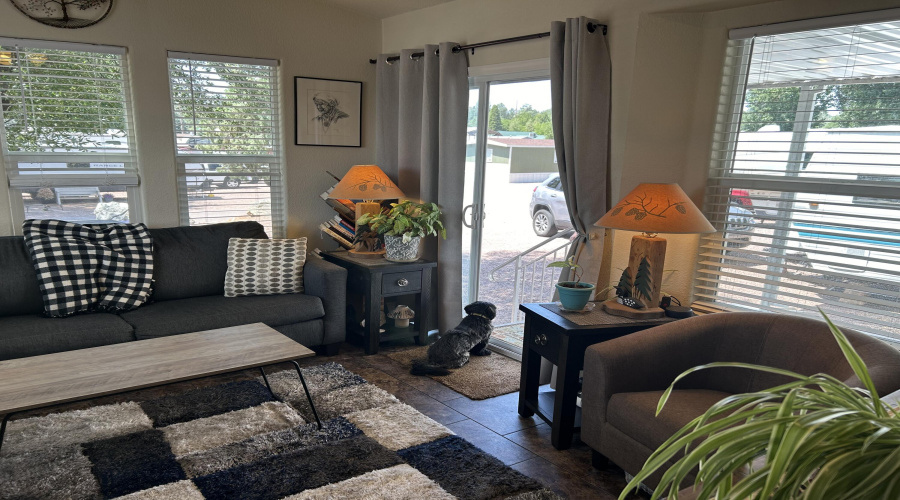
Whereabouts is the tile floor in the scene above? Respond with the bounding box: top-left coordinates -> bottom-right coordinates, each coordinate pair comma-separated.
317,339 -> 644,500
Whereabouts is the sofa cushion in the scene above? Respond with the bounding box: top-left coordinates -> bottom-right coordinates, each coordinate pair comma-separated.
0,313 -> 135,361
224,237 -> 307,297
0,236 -> 44,317
120,294 -> 325,340
149,222 -> 268,302
607,389 -> 732,454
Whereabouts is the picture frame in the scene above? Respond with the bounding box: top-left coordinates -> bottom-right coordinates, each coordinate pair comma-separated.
294,77 -> 361,147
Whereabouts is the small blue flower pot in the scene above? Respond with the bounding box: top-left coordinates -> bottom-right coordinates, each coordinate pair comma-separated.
556,282 -> 596,311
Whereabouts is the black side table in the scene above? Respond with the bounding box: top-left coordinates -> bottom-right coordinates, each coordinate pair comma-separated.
322,251 -> 437,354
518,303 -> 674,449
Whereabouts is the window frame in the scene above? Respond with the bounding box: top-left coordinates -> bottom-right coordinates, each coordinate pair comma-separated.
166,51 -> 285,237
696,14 -> 900,345
0,38 -> 141,230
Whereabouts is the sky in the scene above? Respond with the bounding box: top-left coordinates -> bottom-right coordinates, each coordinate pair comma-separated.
469,79 -> 552,112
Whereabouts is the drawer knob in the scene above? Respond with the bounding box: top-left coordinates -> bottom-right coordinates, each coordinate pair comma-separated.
397,278 -> 409,287
534,334 -> 548,346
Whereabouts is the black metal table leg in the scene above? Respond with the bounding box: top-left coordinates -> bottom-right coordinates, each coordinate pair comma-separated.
259,364 -> 322,430
259,367 -> 277,400
290,360 -> 322,429
0,413 -> 12,456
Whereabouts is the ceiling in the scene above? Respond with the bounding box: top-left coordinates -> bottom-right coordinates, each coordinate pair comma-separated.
316,0 -> 454,19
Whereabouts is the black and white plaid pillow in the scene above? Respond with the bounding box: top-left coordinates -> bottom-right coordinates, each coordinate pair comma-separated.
22,219 -> 154,317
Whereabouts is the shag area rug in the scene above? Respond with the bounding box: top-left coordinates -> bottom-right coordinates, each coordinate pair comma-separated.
387,347 -> 521,400
0,362 -> 557,500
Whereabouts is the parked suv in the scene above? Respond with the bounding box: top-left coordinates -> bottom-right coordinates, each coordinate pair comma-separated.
529,174 -> 572,236
205,163 -> 244,189
184,163 -> 215,191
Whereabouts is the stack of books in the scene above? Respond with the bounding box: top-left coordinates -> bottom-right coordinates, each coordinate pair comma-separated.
318,183 -> 357,249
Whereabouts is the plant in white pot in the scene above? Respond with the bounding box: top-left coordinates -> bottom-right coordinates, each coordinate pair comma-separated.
356,200 -> 446,262
620,310 -> 900,500
548,256 -> 595,311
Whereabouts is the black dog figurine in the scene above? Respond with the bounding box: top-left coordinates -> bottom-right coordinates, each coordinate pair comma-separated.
410,301 -> 496,376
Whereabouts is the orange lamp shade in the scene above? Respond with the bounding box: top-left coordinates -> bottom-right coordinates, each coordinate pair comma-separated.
328,165 -> 405,201
594,183 -> 715,235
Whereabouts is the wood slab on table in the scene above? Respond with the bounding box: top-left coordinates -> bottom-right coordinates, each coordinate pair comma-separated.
0,323 -> 313,415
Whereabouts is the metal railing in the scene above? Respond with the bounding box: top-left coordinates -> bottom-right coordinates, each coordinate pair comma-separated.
489,229 -> 576,324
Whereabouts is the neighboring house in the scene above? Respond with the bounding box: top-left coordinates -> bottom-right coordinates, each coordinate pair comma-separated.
465,136 -> 557,182
494,131 -> 546,139
465,138 -> 511,164
492,138 -> 557,182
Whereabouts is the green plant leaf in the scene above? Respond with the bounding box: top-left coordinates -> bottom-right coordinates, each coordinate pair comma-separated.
367,200 -> 445,239
818,308 -> 882,414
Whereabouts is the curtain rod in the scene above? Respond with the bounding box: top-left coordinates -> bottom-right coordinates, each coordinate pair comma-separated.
369,22 -> 607,64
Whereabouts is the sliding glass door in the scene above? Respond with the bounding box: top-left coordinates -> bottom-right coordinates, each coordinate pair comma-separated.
463,65 -> 573,353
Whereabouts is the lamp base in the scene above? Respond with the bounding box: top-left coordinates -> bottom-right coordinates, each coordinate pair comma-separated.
602,300 -> 666,319
627,234 -> 667,308
355,201 -> 382,227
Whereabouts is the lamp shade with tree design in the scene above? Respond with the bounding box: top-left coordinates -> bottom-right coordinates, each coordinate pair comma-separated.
328,165 -> 405,223
595,183 -> 715,317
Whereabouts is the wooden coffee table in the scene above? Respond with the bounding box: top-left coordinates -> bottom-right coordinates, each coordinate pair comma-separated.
0,323 -> 320,454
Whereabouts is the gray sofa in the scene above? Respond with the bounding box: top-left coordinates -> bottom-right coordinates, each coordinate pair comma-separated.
580,312 -> 900,489
0,221 -> 347,361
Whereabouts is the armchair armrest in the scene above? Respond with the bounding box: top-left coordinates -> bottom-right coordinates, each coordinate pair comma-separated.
304,257 -> 347,346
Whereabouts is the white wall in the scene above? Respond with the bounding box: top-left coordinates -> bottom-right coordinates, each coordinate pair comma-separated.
0,0 -> 382,242
383,0 -> 900,303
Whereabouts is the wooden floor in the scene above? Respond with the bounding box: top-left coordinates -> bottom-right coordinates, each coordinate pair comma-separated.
11,337 -> 644,500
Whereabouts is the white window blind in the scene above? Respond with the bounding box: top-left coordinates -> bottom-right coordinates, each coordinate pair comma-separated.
166,52 -> 283,237
0,38 -> 138,225
697,19 -> 900,346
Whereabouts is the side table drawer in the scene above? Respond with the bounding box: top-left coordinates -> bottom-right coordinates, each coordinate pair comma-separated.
525,327 -> 560,362
383,270 -> 422,294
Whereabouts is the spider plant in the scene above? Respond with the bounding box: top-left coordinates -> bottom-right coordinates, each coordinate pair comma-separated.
621,309 -> 900,500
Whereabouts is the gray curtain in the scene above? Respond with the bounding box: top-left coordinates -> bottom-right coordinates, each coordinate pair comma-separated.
550,18 -> 611,288
375,42 -> 469,333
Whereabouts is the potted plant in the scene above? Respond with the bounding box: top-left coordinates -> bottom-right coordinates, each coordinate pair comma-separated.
548,256 -> 595,310
621,310 -> 900,500
357,200 -> 446,262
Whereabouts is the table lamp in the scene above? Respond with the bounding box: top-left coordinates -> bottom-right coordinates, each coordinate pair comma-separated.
328,165 -> 405,224
594,183 -> 715,318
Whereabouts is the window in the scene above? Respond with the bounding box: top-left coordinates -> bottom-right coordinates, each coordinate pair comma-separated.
697,16 -> 900,345
0,39 -> 139,225
167,52 -> 283,237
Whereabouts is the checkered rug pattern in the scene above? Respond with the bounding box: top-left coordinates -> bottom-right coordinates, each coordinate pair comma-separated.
0,363 -> 559,500
22,220 -> 154,317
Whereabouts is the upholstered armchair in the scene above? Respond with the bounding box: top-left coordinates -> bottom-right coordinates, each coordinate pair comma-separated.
580,312 -> 900,489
